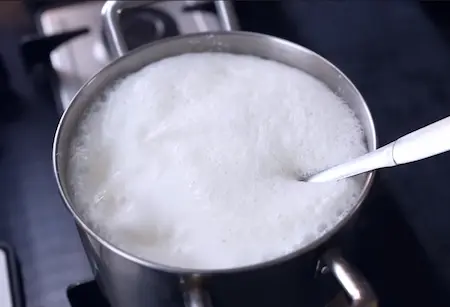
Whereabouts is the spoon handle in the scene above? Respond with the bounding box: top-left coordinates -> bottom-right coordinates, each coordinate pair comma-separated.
307,116 -> 450,183
392,115 -> 450,164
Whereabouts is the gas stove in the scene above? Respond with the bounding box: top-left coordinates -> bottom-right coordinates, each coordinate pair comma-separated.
4,1 -> 445,307
37,0 -> 238,111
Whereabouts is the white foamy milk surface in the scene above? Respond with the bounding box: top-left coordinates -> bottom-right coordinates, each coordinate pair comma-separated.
68,53 -> 368,270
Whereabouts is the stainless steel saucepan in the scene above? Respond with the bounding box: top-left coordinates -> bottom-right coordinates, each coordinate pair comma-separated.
53,1 -> 378,307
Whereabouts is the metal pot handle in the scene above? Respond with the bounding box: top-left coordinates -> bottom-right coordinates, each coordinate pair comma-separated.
102,0 -> 240,59
180,249 -> 377,307
181,276 -> 213,307
322,249 -> 378,307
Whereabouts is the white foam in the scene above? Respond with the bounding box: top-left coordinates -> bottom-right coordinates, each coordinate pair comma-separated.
68,52 -> 368,270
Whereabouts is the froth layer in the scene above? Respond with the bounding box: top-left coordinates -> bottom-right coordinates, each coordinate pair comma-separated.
68,52 -> 367,269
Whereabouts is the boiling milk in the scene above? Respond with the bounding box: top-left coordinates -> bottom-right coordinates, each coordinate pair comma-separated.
68,53 -> 368,269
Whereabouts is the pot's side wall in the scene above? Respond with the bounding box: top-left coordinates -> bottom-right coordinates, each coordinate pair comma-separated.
78,228 -> 183,307
80,230 -> 338,307
207,251 -> 326,307
324,174 -> 381,255
75,182 -> 375,307
79,221 -> 356,307
78,221 -> 353,307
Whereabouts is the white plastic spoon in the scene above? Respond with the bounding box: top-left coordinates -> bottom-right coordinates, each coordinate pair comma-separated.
307,116 -> 450,183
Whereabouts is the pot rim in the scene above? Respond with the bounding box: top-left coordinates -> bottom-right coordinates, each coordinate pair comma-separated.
53,30 -> 377,275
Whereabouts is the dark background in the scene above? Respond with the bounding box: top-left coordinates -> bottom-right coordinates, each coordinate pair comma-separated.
1,1 -> 450,307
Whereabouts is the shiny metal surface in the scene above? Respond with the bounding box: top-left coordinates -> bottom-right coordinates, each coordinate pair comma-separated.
102,0 -> 239,58
215,1 -> 239,31
323,250 -> 377,307
308,115 -> 450,182
181,276 -> 213,307
53,30 -> 377,307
